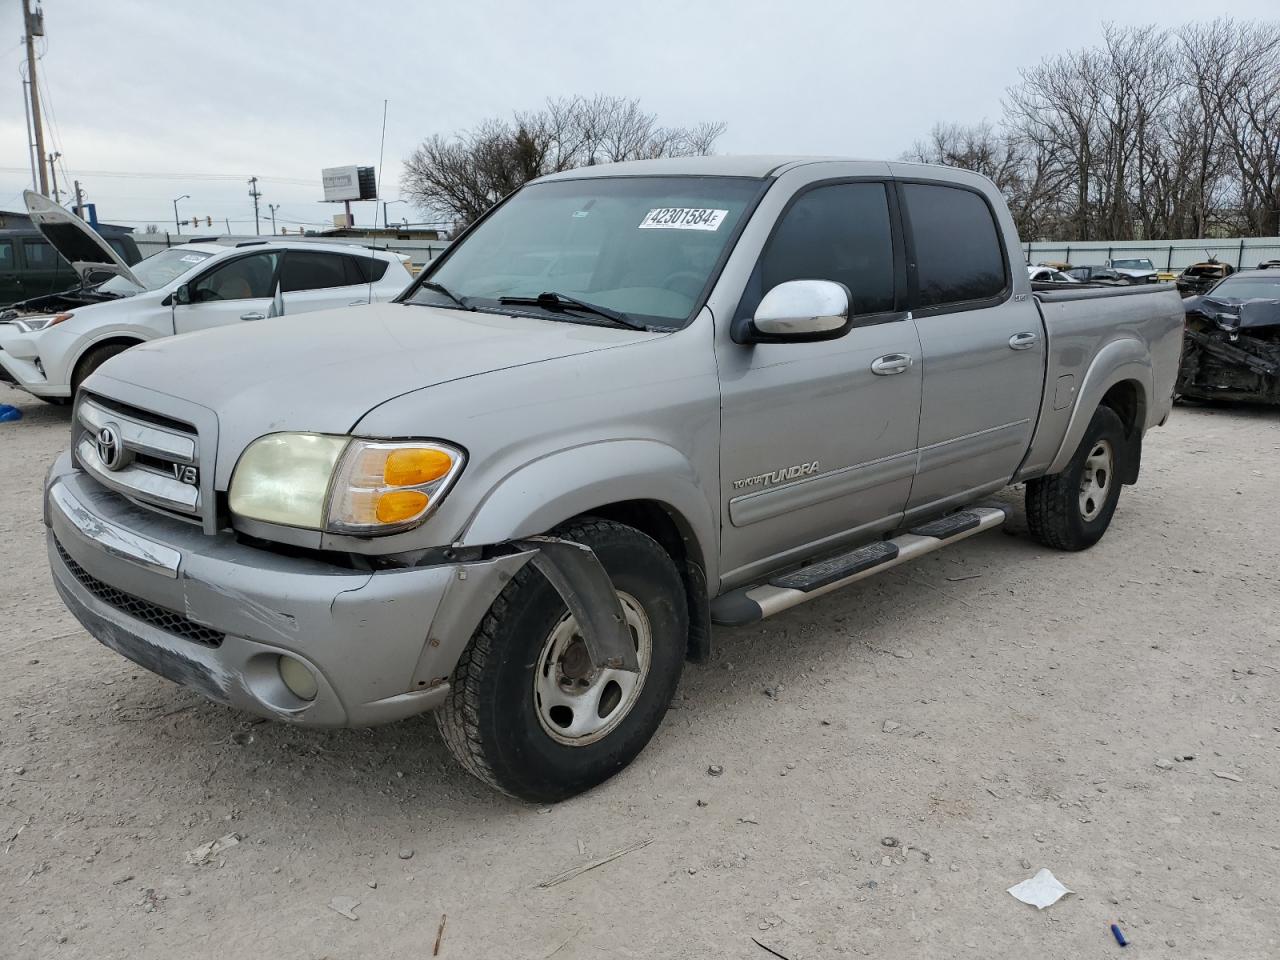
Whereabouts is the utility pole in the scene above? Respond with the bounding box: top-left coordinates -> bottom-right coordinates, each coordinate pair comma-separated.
73,179 -> 84,218
248,176 -> 262,236
47,151 -> 62,203
23,0 -> 49,195
267,203 -> 280,235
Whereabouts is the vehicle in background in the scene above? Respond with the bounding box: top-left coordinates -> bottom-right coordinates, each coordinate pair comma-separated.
42,156 -> 1183,801
1066,265 -> 1131,285
0,192 -> 411,401
1037,260 -> 1072,271
1104,257 -> 1159,283
1176,270 -> 1280,405
0,226 -> 141,308
1176,258 -> 1235,297
1027,265 -> 1079,283
1257,259 -> 1280,271
1156,268 -> 1179,283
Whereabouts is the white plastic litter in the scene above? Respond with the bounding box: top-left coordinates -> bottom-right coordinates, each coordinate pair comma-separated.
1007,868 -> 1073,909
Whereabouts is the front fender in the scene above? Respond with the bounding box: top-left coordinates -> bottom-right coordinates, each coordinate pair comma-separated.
457,439 -> 718,585
1045,338 -> 1153,476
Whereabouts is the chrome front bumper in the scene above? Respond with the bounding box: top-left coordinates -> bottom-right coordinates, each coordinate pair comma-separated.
44,452 -> 529,728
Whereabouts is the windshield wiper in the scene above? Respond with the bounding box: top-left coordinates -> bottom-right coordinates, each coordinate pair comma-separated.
417,280 -> 473,310
498,291 -> 647,330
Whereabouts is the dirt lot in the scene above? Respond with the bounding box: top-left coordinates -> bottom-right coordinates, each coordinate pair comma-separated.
1,389 -> 1278,960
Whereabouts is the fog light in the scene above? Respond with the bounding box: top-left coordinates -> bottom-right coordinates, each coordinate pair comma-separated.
278,655 -> 318,701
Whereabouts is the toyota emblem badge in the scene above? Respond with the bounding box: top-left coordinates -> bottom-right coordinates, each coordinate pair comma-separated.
96,424 -> 124,471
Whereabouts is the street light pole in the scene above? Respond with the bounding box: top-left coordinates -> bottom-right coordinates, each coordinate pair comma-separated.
173,194 -> 190,235
383,199 -> 406,229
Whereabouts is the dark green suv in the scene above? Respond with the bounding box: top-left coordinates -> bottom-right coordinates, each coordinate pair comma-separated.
0,228 -> 141,307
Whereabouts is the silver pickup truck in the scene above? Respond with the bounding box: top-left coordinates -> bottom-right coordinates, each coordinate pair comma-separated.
43,157 -> 1184,801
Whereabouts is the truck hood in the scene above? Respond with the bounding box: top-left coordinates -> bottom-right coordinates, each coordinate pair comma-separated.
24,190 -> 142,288
90,301 -> 658,437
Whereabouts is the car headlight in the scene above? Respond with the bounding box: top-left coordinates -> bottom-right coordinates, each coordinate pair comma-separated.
228,433 -> 465,534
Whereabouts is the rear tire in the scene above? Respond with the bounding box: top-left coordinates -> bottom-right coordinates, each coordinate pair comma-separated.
1026,405 -> 1126,551
71,343 -> 133,398
436,518 -> 688,802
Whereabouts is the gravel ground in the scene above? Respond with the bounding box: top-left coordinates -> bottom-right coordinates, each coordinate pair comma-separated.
1,389 -> 1278,960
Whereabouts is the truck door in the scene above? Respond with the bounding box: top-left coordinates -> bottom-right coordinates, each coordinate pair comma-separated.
896,179 -> 1046,516
716,180 -> 922,585
173,251 -> 281,334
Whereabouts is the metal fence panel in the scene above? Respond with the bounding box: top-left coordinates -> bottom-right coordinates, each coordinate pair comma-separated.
1025,237 -> 1280,272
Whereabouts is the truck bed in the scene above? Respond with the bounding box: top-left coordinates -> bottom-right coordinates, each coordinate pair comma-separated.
1016,281 -> 1185,481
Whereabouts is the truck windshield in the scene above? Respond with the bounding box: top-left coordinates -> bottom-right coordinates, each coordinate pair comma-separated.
97,248 -> 214,296
406,176 -> 766,327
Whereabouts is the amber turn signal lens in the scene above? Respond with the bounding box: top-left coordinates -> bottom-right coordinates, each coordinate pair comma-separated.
383,448 -> 453,487
374,489 -> 430,524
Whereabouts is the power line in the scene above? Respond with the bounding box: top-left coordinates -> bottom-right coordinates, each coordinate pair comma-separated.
0,166 -> 319,186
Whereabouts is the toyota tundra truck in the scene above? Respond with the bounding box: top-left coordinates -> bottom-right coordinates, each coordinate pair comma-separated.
43,157 -> 1184,801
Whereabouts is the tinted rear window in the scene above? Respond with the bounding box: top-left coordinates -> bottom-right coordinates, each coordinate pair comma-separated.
282,251 -> 351,292
902,183 -> 1006,308
345,255 -> 389,284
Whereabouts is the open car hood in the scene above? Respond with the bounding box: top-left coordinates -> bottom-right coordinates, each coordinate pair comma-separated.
23,190 -> 142,288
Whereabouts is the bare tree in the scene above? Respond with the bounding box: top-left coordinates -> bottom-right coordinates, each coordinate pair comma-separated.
913,19 -> 1279,241
402,96 -> 726,228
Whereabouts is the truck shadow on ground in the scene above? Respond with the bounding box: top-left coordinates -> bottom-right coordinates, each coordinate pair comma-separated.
61,492 -> 1074,825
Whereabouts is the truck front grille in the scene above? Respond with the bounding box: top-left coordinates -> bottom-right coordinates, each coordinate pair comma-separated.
73,392 -> 202,522
55,539 -> 224,648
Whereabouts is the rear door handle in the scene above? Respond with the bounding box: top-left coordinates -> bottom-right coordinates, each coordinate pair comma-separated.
871,353 -> 913,375
1009,332 -> 1039,350
239,312 -> 266,321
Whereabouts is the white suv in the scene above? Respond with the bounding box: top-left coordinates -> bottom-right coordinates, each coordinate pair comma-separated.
0,192 -> 411,401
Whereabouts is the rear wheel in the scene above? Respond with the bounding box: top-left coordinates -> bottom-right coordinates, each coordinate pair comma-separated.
436,518 -> 687,802
1025,405 -> 1126,551
71,342 -> 134,398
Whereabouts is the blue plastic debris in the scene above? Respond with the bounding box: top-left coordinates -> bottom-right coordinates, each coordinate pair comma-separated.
0,404 -> 23,423
1111,923 -> 1128,947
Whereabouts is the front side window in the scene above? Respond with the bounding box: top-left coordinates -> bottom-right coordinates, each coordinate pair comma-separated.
757,182 -> 895,316
408,176 -> 765,326
190,252 -> 280,302
23,239 -> 59,269
0,240 -> 13,269
282,251 -> 351,292
902,183 -> 1006,308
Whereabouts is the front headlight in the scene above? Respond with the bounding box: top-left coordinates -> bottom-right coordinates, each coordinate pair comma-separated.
228,433 -> 465,534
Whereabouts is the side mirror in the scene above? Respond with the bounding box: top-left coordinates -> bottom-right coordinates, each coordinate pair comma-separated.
748,280 -> 852,343
173,284 -> 192,306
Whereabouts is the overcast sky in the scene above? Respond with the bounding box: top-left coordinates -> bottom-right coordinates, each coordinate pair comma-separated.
2,0 -> 1276,236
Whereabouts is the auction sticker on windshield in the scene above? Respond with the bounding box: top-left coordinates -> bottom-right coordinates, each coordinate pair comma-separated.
639,208 -> 729,231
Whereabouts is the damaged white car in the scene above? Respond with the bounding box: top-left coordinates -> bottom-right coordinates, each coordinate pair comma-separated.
0,191 -> 411,402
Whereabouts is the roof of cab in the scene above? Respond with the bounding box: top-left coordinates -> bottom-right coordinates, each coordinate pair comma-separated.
531,155 -> 996,187
532,155 -> 848,182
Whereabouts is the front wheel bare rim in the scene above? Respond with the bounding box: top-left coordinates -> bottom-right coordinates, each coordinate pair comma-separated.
533,591 -> 652,747
1078,439 -> 1114,521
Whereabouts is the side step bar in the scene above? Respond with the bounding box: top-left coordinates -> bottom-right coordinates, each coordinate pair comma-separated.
710,506 -> 1008,626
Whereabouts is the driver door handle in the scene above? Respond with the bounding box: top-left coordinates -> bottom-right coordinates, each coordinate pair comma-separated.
1009,331 -> 1039,350
240,312 -> 266,322
871,353 -> 913,376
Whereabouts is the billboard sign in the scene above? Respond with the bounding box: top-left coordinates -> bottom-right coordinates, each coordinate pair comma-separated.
322,165 -> 377,202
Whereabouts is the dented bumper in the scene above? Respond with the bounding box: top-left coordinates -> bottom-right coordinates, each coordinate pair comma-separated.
44,451 -> 527,728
